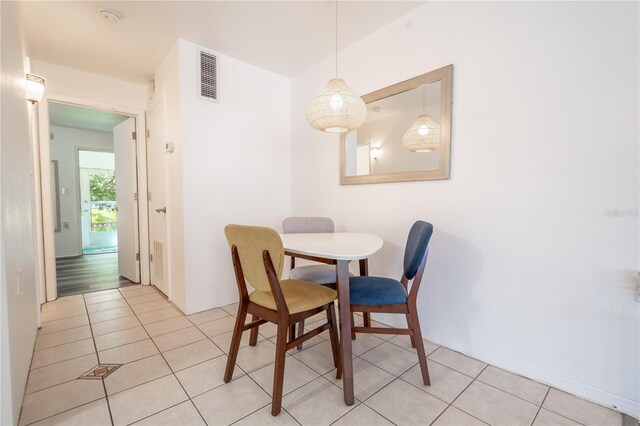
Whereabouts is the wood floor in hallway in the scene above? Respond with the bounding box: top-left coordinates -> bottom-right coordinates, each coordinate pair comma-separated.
56,253 -> 135,296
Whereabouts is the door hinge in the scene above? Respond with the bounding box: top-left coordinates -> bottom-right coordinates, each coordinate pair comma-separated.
132,131 -> 137,140
134,192 -> 138,201
136,253 -> 140,261
146,129 -> 150,138
149,253 -> 153,262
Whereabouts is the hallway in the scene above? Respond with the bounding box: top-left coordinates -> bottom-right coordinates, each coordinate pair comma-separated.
56,253 -> 133,296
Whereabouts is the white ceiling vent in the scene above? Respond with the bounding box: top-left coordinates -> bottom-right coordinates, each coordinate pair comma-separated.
198,50 -> 218,102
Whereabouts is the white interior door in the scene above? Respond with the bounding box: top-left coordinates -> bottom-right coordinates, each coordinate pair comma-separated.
113,117 -> 140,283
147,98 -> 169,296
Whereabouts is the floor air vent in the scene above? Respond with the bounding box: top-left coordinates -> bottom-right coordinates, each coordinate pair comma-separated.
199,50 -> 218,102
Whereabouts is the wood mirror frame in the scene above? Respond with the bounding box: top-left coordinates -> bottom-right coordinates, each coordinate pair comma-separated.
340,64 -> 453,185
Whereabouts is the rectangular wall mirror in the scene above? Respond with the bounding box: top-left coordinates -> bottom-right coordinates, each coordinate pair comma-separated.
341,65 -> 453,184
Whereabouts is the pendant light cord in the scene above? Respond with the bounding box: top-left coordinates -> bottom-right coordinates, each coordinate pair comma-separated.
422,85 -> 426,112
335,0 -> 338,77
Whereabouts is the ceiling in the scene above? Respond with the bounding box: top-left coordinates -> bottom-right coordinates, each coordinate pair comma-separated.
49,102 -> 129,132
20,1 -> 425,84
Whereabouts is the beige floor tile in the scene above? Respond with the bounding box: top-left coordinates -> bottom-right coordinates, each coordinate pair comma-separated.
333,404 -> 393,426
282,377 -> 359,425
187,308 -> 230,325
388,335 -> 440,355
41,306 -> 87,322
41,298 -> 85,313
31,339 -> 95,369
19,379 -> 105,425
26,353 -> 98,394
251,356 -> 320,397
542,389 -> 622,426
133,401 -> 205,425
125,292 -> 165,305
360,341 -> 419,376
84,292 -> 123,305
144,316 -> 193,337
257,321 -> 279,339
196,315 -> 237,338
131,299 -> 173,315
366,379 -> 447,425
119,285 -> 157,297
533,408 -> 580,426
39,315 -> 89,335
98,339 -> 159,364
29,398 -> 112,426
453,381 -> 539,426
92,315 -> 141,337
137,306 -> 182,325
221,302 -> 239,316
175,355 -> 243,398
104,354 -> 172,395
478,365 -> 549,405
292,340 -> 339,375
163,339 -> 223,372
88,306 -> 134,324
350,333 -> 385,356
192,375 -> 271,425
86,299 -> 128,313
152,326 -> 206,352
235,405 -> 298,425
325,357 -> 395,401
369,321 -> 395,341
94,326 -> 148,351
428,347 -> 487,378
533,408 -> 582,425
432,407 -> 488,425
401,360 -> 473,403
34,326 -> 92,351
108,374 -> 188,425
235,339 -> 279,373
210,329 -> 264,354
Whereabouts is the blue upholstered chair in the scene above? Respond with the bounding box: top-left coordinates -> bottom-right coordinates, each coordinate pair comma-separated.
350,220 -> 434,385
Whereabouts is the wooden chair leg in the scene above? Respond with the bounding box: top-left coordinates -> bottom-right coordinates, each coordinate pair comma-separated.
224,305 -> 247,382
326,304 -> 342,379
408,306 -> 430,386
296,319 -> 305,350
289,324 -> 296,341
271,321 -> 288,416
405,313 -> 416,348
249,314 -> 259,346
351,312 -> 357,340
363,312 -> 372,327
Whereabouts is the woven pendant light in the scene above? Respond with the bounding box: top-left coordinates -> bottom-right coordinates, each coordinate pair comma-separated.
305,1 -> 366,133
401,115 -> 441,152
402,86 -> 441,152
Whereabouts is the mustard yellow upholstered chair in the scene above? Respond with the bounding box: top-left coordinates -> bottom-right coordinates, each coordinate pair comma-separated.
223,224 -> 341,416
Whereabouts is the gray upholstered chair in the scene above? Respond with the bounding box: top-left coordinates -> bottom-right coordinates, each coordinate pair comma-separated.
283,217 -> 340,284
282,217 -> 357,348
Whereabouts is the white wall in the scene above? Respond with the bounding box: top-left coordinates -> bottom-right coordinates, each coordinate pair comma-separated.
50,125 -> 114,257
0,2 -> 39,423
290,1 -> 639,415
151,39 -> 291,314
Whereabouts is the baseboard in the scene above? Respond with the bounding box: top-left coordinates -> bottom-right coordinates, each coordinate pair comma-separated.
372,314 -> 639,418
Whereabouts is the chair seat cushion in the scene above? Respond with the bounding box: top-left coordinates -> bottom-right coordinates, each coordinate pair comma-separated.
349,276 -> 408,306
250,279 -> 337,314
289,265 -> 353,285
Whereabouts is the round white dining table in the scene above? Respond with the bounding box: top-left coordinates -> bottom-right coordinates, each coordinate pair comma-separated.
280,232 -> 383,405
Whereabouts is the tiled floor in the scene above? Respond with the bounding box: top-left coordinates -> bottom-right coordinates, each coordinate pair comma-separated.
21,286 -> 630,426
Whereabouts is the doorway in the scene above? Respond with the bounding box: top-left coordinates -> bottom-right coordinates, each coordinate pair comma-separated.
48,101 -> 141,296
